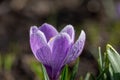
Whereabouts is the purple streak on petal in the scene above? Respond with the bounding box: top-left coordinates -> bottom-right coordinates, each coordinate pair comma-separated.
51,33 -> 71,79
36,46 -> 51,65
65,30 -> 86,64
61,25 -> 75,42
39,23 -> 58,42
30,27 -> 50,63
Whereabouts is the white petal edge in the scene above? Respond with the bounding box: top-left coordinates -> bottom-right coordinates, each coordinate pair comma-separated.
30,26 -> 47,43
60,25 -> 75,42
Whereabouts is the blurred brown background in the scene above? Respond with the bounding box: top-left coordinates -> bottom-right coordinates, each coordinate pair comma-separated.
0,0 -> 120,80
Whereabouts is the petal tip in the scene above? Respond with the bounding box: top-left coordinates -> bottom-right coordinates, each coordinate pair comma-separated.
61,24 -> 75,42
81,30 -> 85,35
80,30 -> 86,40
39,23 -> 58,41
66,24 -> 74,29
30,26 -> 38,36
41,23 -> 51,27
30,26 -> 47,44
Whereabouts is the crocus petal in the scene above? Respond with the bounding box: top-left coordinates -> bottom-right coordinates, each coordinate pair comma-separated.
30,27 -> 51,64
61,25 -> 75,42
36,46 -> 51,65
39,23 -> 58,41
48,36 -> 55,51
65,30 -> 86,64
30,26 -> 38,36
50,33 -> 72,79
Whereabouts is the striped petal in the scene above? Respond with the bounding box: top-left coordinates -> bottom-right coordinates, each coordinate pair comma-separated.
61,25 -> 75,42
65,30 -> 86,64
39,23 -> 58,42
49,33 -> 71,79
30,26 -> 51,65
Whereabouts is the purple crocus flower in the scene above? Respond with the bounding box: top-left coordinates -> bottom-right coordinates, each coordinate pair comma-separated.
30,23 -> 86,80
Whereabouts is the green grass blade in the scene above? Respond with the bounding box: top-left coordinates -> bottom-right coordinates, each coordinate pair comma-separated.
61,65 -> 68,80
106,44 -> 120,73
85,73 -> 96,80
70,58 -> 79,80
41,64 -> 49,80
98,47 -> 103,71
85,73 -> 91,80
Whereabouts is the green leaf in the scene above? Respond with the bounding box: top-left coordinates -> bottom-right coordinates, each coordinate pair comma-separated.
85,73 -> 96,80
85,73 -> 91,80
98,47 -> 103,71
41,64 -> 49,80
70,58 -> 79,80
97,46 -> 110,80
106,44 -> 120,73
61,65 -> 68,80
96,67 -> 108,80
109,64 -> 114,80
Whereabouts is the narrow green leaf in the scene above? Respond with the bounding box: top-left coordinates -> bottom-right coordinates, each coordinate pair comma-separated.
85,73 -> 91,80
106,44 -> 120,73
85,73 -> 96,80
98,47 -> 103,71
97,47 -> 109,80
96,67 -> 108,80
70,58 -> 79,80
61,65 -> 68,80
109,64 -> 114,80
41,64 -> 49,80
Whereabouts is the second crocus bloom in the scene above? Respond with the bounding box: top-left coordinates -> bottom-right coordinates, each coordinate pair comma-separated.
30,23 -> 86,80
